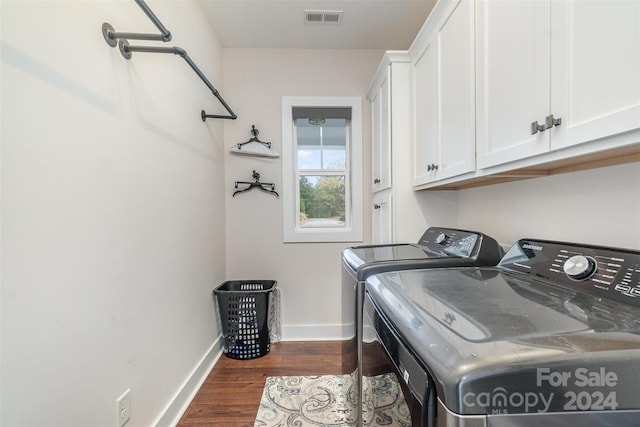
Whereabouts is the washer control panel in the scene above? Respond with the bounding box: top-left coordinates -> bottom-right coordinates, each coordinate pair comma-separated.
499,239 -> 640,306
563,254 -> 598,280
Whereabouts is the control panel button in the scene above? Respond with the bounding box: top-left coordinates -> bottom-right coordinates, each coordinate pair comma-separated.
435,233 -> 448,245
563,255 -> 597,281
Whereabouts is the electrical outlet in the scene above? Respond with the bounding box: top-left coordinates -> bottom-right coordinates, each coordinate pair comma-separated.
116,388 -> 131,427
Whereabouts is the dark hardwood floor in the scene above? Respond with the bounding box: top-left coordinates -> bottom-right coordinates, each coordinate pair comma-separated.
176,341 -> 351,427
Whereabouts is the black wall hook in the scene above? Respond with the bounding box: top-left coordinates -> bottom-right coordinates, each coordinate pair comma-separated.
233,170 -> 279,197
237,125 -> 272,149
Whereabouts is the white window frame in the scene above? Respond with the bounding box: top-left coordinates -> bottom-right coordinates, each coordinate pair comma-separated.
282,96 -> 363,243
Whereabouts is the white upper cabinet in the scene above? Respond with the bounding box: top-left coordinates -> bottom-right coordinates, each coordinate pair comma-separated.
550,0 -> 640,150
412,0 -> 476,185
413,37 -> 439,185
476,0 -> 640,170
437,0 -> 476,179
475,0 -> 551,169
371,71 -> 391,192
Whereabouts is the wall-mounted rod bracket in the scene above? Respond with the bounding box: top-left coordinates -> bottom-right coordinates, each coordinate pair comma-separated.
118,42 -> 183,59
202,110 -> 238,121
102,0 -> 171,46
103,22 -> 170,46
133,0 -> 172,40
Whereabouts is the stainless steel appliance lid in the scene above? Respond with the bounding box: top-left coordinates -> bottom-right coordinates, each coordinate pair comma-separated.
367,268 -> 640,414
368,266 -> 640,342
342,227 -> 502,272
343,243 -> 446,270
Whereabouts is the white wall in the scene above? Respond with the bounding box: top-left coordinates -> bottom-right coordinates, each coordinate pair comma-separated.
222,48 -> 383,339
1,1 -> 226,426
456,162 -> 640,249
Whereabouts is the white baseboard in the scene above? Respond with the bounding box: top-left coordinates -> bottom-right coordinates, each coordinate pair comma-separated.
154,325 -> 349,426
153,337 -> 224,427
282,324 -> 352,341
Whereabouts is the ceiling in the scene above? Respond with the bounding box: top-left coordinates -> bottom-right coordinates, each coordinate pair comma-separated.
198,1 -> 437,50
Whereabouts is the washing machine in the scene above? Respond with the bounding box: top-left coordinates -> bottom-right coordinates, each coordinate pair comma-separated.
364,238 -> 640,426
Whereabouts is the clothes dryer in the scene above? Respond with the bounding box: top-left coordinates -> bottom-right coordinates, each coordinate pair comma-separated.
341,227 -> 503,424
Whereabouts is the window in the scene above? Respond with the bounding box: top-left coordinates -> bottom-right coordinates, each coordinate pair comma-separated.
282,97 -> 363,243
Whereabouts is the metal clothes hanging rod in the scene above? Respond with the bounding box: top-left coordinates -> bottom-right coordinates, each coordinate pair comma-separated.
102,0 -> 237,121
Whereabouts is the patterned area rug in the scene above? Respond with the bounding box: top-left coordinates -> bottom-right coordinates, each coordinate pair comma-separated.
254,373 -> 411,427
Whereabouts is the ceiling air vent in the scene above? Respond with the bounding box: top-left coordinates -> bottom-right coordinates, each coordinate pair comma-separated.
304,10 -> 343,24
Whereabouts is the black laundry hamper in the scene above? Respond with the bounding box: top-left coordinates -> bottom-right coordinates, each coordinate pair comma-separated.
214,280 -> 277,359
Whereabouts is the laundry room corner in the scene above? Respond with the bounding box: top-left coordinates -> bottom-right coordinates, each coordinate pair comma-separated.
222,48 -> 382,340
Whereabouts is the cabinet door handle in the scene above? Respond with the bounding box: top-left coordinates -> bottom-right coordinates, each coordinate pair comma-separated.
427,163 -> 439,172
373,178 -> 381,184
545,114 -> 562,129
530,121 -> 545,135
373,204 -> 381,209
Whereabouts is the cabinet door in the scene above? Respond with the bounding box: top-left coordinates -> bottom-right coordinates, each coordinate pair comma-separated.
372,192 -> 392,244
412,35 -> 439,185
476,0 -> 551,169
437,0 -> 475,179
372,71 -> 391,192
371,83 -> 381,190
551,0 -> 640,150
413,0 -> 475,185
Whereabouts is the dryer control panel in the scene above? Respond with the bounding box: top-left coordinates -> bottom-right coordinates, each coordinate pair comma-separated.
417,227 -> 481,258
499,239 -> 640,306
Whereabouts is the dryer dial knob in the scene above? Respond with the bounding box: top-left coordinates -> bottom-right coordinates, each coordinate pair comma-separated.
563,255 -> 597,280
435,233 -> 448,245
